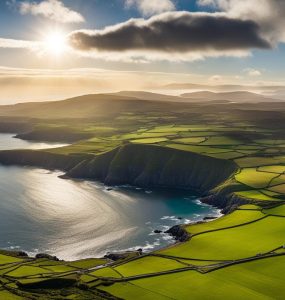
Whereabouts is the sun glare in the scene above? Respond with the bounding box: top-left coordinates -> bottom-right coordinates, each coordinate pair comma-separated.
44,31 -> 68,57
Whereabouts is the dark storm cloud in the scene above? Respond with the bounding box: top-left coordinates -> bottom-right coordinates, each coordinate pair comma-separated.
68,12 -> 271,54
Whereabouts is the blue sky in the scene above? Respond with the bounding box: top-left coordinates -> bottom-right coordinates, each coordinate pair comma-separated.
0,0 -> 285,103
0,1 -> 202,31
0,0 -> 284,78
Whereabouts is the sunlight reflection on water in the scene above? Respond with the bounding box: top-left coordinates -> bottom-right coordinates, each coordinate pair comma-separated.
0,134 -> 220,260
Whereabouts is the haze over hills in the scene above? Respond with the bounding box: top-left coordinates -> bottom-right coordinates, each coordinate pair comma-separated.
162,83 -> 285,92
110,91 -> 281,103
180,91 -> 280,103
110,91 -> 182,102
160,83 -> 285,100
0,93 -> 200,119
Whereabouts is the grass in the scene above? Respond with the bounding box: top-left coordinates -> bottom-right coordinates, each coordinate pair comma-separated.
238,204 -> 262,210
166,144 -> 230,154
115,257 -> 186,277
0,254 -> 23,265
265,204 -> 285,216
100,282 -> 168,300
235,168 -> 278,188
2,96 -> 285,299
206,152 -> 244,159
132,137 -> 168,144
234,157 -> 282,167
160,216 -> 285,260
0,291 -> 23,300
269,174 -> 285,187
172,137 -> 206,144
235,190 -> 278,201
185,209 -> 264,235
121,132 -> 174,140
101,256 -> 285,300
202,136 -> 241,146
42,265 -> 76,273
258,165 -> 285,173
269,184 -> 285,194
90,267 -> 122,278
6,266 -> 51,278
180,131 -> 219,137
67,258 -> 106,269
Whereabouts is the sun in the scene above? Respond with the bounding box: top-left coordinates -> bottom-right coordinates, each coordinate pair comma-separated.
43,31 -> 68,57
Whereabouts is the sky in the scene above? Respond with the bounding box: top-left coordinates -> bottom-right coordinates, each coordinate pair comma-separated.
1,0 -> 285,103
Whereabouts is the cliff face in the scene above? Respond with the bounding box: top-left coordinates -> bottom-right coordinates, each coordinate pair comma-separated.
67,144 -> 238,193
0,144 -> 239,205
0,144 -> 242,209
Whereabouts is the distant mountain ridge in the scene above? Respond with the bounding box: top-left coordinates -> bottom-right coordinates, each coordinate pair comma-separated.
111,90 -> 280,103
162,82 -> 285,92
0,91 -> 283,120
180,91 -> 273,103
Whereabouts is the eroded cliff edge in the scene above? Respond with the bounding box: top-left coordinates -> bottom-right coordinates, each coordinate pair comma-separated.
66,144 -> 238,192
0,144 -> 241,208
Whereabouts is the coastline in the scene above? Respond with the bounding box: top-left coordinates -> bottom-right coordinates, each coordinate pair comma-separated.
0,134 -> 249,261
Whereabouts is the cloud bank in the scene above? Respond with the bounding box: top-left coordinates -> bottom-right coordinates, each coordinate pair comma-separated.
19,0 -> 85,23
198,0 -> 285,45
68,11 -> 270,61
0,38 -> 38,49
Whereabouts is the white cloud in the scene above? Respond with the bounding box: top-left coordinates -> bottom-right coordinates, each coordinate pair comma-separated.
198,0 -> 216,6
197,0 -> 285,45
209,74 -> 223,82
244,68 -> 262,77
0,38 -> 39,49
19,0 -> 85,23
125,0 -> 175,16
71,48 -> 250,64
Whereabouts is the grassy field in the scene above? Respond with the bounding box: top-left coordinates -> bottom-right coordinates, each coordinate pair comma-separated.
1,94 -> 285,298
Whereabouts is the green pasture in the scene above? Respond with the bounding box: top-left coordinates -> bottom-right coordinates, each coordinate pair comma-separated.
160,216 -> 285,260
258,165 -> 285,173
0,254 -> 23,265
172,137 -> 206,144
234,190 -> 278,201
202,136 -> 241,146
2,103 -> 285,299
114,256 -> 186,277
132,137 -> 168,144
235,168 -> 278,188
269,184 -> 285,194
269,174 -> 285,187
100,256 -> 285,300
265,204 -> 285,216
185,209 -> 264,235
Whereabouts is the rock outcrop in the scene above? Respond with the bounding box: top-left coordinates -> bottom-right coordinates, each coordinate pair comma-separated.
165,225 -> 190,242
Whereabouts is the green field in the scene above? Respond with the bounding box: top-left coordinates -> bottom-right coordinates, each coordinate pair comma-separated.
1,94 -> 285,298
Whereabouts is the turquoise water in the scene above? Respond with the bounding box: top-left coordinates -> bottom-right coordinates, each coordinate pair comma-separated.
0,134 -> 219,260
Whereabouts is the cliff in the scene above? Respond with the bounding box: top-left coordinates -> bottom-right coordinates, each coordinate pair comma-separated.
15,128 -> 93,143
66,144 -> 238,192
0,144 -> 238,202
